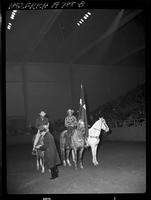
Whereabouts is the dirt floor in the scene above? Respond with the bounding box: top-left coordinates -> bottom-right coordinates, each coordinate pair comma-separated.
6,141 -> 146,194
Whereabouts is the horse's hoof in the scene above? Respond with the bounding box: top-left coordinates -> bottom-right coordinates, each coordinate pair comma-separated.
94,162 -> 99,166
67,162 -> 72,167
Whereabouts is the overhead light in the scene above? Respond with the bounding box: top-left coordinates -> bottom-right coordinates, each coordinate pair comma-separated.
77,12 -> 92,27
10,10 -> 17,20
11,11 -> 15,15
7,22 -> 12,29
10,14 -> 15,19
7,25 -> 11,30
10,13 -> 15,17
10,16 -> 15,20
85,14 -> 89,18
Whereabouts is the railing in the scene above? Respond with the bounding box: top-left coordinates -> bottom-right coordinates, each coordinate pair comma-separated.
6,116 -> 146,136
108,118 -> 146,128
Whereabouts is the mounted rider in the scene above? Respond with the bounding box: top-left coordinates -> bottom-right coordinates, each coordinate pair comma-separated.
32,111 -> 49,154
64,109 -> 78,147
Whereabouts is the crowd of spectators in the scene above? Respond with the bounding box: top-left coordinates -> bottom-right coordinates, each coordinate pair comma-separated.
90,83 -> 145,128
7,83 -> 145,136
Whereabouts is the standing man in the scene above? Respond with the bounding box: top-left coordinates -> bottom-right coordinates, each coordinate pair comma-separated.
36,127 -> 61,180
64,109 -> 78,148
32,111 -> 49,154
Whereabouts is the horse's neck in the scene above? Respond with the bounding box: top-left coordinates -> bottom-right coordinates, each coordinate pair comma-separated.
73,129 -> 83,139
91,120 -> 100,129
89,121 -> 102,137
89,128 -> 101,137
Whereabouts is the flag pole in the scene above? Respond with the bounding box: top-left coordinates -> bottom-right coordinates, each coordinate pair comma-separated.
78,83 -> 89,139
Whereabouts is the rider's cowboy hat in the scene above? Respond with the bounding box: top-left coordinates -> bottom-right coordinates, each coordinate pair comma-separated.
39,111 -> 46,116
67,109 -> 74,114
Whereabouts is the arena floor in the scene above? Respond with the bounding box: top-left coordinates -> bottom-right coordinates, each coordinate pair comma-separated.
6,141 -> 146,194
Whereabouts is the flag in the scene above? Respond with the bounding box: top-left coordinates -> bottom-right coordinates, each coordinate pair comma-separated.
78,84 -> 88,138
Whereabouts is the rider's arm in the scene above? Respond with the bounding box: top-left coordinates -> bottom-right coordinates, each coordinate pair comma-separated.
72,116 -> 78,127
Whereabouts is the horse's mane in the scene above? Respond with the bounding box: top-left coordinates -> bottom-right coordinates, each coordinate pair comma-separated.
91,118 -> 103,129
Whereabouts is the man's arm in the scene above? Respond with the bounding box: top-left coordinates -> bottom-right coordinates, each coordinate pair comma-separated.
72,116 -> 78,127
38,135 -> 49,151
65,117 -> 69,127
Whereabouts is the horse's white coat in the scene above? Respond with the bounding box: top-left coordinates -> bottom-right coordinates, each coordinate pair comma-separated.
33,131 -> 46,173
86,118 -> 109,166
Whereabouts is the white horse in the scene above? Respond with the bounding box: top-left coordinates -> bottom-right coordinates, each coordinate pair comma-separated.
84,117 -> 109,166
33,124 -> 49,173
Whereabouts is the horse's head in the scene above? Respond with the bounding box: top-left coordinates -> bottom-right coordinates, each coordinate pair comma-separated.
99,117 -> 109,133
78,119 -> 85,128
92,117 -> 109,133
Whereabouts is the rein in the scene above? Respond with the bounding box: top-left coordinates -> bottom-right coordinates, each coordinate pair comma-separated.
92,127 -> 101,132
89,135 -> 99,139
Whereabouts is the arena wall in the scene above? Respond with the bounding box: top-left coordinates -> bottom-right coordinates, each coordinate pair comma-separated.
104,125 -> 146,142
6,62 -> 145,126
7,125 -> 146,146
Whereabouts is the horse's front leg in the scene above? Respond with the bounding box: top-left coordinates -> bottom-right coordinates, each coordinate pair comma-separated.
66,148 -> 72,166
91,144 -> 99,166
72,149 -> 77,169
79,148 -> 84,169
40,157 -> 45,173
72,149 -> 75,163
94,144 -> 99,165
37,157 -> 40,170
61,148 -> 66,166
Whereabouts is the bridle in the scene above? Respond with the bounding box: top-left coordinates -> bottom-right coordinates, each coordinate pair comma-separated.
92,119 -> 108,132
88,119 -> 109,140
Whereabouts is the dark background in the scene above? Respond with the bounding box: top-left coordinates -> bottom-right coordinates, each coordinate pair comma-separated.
6,9 -> 145,126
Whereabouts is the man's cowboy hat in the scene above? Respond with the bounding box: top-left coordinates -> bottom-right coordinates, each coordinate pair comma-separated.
39,111 -> 46,116
67,109 -> 74,114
